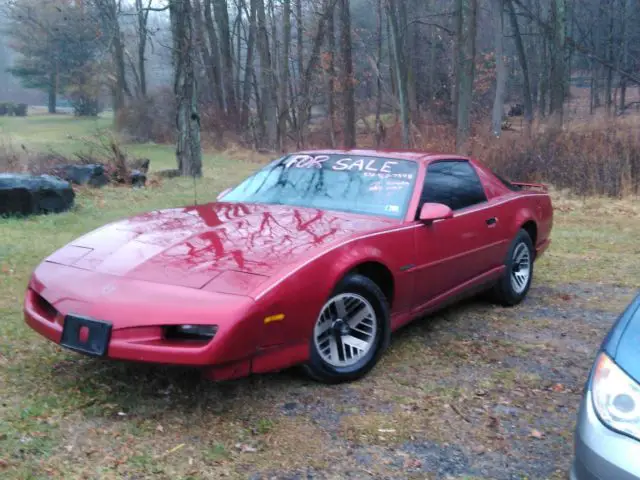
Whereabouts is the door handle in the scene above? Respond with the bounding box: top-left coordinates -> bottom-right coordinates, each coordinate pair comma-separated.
486,217 -> 497,226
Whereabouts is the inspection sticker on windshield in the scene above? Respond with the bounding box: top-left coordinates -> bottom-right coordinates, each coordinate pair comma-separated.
385,205 -> 400,213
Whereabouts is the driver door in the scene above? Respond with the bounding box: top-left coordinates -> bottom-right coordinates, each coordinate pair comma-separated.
411,160 -> 503,310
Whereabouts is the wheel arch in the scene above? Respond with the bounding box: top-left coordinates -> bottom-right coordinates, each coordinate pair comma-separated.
513,207 -> 538,247
342,261 -> 395,307
521,220 -> 538,247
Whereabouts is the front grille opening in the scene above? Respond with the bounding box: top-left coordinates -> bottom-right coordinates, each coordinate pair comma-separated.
31,290 -> 58,321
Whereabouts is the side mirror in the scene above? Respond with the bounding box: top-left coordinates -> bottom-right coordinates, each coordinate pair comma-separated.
216,187 -> 232,201
419,203 -> 453,224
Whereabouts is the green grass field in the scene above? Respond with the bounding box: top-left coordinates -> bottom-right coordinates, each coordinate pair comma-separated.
0,112 -> 245,172
1,114 -> 640,479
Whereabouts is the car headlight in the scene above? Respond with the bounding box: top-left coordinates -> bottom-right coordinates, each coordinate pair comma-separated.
165,325 -> 218,342
592,352 -> 640,440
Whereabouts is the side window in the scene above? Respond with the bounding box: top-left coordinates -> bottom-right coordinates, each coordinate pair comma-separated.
419,161 -> 487,212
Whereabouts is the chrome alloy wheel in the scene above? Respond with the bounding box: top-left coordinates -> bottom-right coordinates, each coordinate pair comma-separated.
510,242 -> 531,294
313,293 -> 378,368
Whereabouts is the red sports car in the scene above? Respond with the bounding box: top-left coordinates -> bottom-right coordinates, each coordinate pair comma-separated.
24,150 -> 553,383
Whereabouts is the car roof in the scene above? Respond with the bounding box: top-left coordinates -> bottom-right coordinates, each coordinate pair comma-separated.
297,149 -> 470,164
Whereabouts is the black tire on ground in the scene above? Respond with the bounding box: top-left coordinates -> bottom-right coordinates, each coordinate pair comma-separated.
304,274 -> 390,384
490,229 -> 535,306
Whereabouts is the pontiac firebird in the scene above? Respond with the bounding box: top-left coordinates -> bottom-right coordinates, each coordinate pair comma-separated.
24,150 -> 553,383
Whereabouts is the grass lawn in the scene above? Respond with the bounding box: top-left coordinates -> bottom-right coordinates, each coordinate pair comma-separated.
1,114 -> 640,479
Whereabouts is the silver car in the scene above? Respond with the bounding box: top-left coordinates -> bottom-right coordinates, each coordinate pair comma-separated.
571,293 -> 640,480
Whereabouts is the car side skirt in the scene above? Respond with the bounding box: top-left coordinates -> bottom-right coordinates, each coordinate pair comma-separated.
391,265 -> 506,332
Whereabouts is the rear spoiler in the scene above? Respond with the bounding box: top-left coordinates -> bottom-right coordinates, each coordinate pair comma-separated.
511,182 -> 549,192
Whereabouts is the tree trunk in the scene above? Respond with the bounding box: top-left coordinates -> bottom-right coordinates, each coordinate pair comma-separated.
386,0 -> 410,147
455,0 -> 477,152
506,0 -> 533,129
453,0 -> 464,124
113,31 -> 130,111
170,0 -> 202,177
339,0 -> 356,148
618,0 -> 627,113
48,69 -> 57,114
135,0 -> 150,97
97,0 -> 131,112
269,0 -> 279,92
278,0 -> 292,150
525,0 -> 538,110
234,10 -> 242,103
241,0 -> 257,129
491,0 -> 506,137
427,28 -> 436,109
256,0 -> 278,149
212,0 -> 238,120
326,4 -> 336,147
589,68 -> 596,114
539,33 -> 548,117
604,0 -> 614,114
548,0 -> 565,128
374,0 -> 383,148
297,0 -> 336,144
204,0 -> 226,112
404,0 -> 418,121
295,0 -> 304,146
193,0 -> 215,104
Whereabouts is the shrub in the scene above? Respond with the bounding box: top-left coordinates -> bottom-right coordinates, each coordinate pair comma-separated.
69,95 -> 100,117
115,88 -> 175,143
372,117 -> 640,197
0,141 -> 23,172
479,123 -> 640,197
0,141 -> 69,174
0,102 -> 16,116
14,104 -> 28,117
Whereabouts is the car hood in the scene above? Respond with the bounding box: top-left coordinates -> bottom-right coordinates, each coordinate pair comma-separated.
602,293 -> 640,383
45,202 -> 395,295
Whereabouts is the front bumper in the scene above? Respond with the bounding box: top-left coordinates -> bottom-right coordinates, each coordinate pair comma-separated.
25,294 -> 213,366
571,391 -> 640,480
23,261 -> 260,370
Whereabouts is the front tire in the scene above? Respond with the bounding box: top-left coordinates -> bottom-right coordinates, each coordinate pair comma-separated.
490,229 -> 534,306
304,274 -> 390,383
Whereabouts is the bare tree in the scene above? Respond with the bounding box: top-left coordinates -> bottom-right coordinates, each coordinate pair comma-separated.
256,0 -> 278,149
170,0 -> 202,176
203,0 -> 225,112
339,0 -> 356,148
548,0 -> 565,127
506,0 -> 533,128
278,0 -> 292,149
386,0 -> 410,147
455,0 -> 478,151
491,0 -> 506,137
212,0 -> 238,119
95,0 -> 131,112
326,3 -> 337,147
240,0 -> 257,129
135,0 -> 153,97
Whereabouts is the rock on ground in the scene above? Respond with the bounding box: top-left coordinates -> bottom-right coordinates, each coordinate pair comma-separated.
53,164 -> 109,188
0,173 -> 75,216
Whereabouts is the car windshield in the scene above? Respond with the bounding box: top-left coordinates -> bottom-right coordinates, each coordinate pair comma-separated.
222,154 -> 418,219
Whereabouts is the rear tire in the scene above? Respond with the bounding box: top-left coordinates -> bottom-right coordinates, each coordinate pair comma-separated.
303,274 -> 390,384
490,229 -> 534,306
